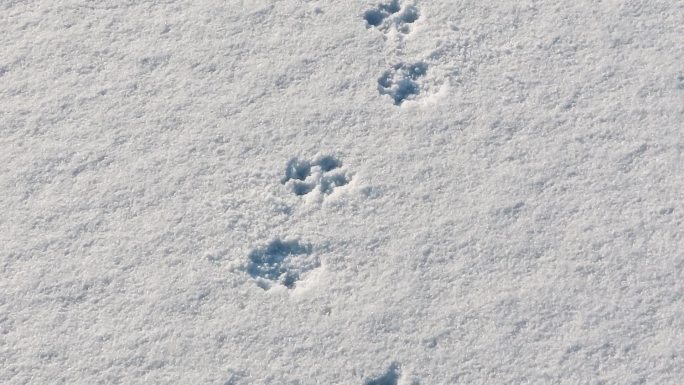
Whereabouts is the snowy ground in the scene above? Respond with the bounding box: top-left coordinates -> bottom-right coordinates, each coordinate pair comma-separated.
1,1 -> 683,384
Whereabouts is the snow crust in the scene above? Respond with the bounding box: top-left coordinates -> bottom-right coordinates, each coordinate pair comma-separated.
1,0 -> 682,384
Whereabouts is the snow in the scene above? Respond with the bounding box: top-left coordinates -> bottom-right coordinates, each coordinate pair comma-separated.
1,0 -> 682,384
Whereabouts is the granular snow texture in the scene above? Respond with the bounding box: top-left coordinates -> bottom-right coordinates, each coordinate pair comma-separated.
1,1 -> 682,384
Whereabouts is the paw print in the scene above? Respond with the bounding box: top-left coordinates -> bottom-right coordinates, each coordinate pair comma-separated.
282,155 -> 351,196
364,0 -> 419,34
246,239 -> 319,289
378,62 -> 428,105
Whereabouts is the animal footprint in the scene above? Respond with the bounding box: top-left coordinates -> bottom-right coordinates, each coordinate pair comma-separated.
364,1 -> 433,105
364,363 -> 419,385
282,155 -> 351,196
378,62 -> 428,105
365,363 -> 403,385
364,0 -> 419,34
246,239 -> 319,289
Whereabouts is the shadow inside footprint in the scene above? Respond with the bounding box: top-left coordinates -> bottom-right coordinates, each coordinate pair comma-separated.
379,0 -> 401,14
365,0 -> 418,32
292,181 -> 316,196
282,158 -> 311,183
399,5 -> 419,23
364,0 -> 402,28
405,62 -> 428,79
247,239 -> 313,289
315,155 -> 342,172
364,9 -> 387,27
365,364 -> 400,385
319,173 -> 350,194
378,62 -> 428,105
283,155 -> 349,196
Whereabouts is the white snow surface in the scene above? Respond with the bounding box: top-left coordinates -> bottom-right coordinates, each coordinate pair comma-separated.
1,0 -> 683,384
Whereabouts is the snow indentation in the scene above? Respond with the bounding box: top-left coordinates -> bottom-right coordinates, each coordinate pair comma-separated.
364,9 -> 389,27
378,62 -> 428,105
246,239 -> 319,289
364,1 -> 418,34
282,155 -> 351,196
365,363 -> 401,385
